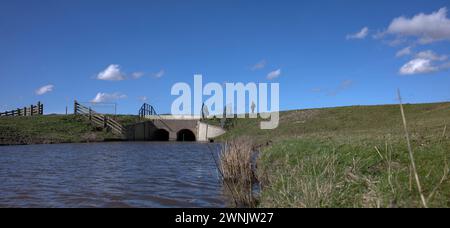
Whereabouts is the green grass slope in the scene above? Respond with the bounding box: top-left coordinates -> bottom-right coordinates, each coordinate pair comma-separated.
0,114 -> 140,145
219,102 -> 450,208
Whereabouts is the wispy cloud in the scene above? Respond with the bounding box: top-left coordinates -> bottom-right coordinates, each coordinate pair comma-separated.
396,46 -> 413,57
346,27 -> 369,40
386,7 -> 450,44
251,60 -> 267,71
96,65 -> 165,80
153,69 -> 165,78
35,84 -> 54,95
415,50 -> 447,61
90,92 -> 127,103
267,69 -> 281,80
96,64 -> 125,81
131,72 -> 145,79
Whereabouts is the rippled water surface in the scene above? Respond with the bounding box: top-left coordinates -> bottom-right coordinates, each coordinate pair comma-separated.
0,142 -> 225,208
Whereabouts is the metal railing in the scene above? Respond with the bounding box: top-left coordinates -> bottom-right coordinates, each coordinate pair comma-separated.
138,103 -> 173,131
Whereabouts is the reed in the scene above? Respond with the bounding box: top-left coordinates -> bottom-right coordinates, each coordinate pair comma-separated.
398,90 -> 428,208
219,137 -> 259,207
220,137 -> 254,184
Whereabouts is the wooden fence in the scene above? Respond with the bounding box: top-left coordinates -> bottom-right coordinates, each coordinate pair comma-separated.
74,100 -> 124,136
0,102 -> 43,117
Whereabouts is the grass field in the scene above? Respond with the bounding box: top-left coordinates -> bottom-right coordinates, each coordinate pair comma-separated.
217,102 -> 450,208
0,114 -> 140,145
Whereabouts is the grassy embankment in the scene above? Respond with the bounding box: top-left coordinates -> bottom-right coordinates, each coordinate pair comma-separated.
217,102 -> 450,208
0,114 -> 140,145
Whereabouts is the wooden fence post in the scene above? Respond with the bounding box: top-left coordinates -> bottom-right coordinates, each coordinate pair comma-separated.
104,116 -> 108,128
74,101 -> 78,115
37,101 -> 43,115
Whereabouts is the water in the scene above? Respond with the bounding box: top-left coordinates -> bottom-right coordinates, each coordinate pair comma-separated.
0,142 -> 225,208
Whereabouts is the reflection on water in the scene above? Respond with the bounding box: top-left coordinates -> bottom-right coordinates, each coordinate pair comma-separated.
0,142 -> 225,208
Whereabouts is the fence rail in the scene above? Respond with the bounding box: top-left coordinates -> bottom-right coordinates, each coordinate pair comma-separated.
74,100 -> 124,136
0,102 -> 43,117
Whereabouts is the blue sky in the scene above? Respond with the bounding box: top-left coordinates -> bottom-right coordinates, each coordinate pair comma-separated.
1,0 -> 450,114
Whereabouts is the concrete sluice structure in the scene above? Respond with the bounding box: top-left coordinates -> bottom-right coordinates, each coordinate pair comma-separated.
125,115 -> 226,142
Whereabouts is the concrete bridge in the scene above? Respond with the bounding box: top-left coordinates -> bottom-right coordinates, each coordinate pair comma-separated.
125,104 -> 226,142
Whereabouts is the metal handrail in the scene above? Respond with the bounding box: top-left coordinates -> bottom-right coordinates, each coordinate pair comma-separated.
139,103 -> 173,131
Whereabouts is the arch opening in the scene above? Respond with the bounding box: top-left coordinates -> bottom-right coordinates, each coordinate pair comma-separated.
153,129 -> 169,141
177,129 -> 196,141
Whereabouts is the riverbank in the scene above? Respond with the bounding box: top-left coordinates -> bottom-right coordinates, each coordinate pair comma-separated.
217,102 -> 450,208
1,102 -> 449,207
0,115 -> 140,146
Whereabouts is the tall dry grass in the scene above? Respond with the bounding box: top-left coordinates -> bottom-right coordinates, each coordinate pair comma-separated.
219,137 -> 258,207
398,90 -> 428,208
220,137 -> 254,184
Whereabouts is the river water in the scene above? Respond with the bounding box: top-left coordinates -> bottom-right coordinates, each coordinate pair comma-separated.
0,142 -> 226,208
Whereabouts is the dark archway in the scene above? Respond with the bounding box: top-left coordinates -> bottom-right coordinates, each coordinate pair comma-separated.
177,129 -> 196,141
153,129 -> 169,141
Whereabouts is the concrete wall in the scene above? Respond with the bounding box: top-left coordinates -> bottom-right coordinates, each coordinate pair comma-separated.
153,119 -> 198,141
125,121 -> 159,141
197,122 -> 226,142
125,119 -> 226,141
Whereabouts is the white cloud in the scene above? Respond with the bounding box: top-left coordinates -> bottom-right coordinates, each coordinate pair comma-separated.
346,27 -> 369,40
153,69 -> 165,78
415,50 -> 447,61
251,60 -> 267,70
131,72 -> 145,79
369,8 -> 450,74
90,92 -> 127,103
396,46 -> 413,57
387,7 -> 450,44
399,50 -> 449,75
96,64 -> 125,81
267,69 -> 281,80
399,58 -> 437,75
35,84 -> 54,95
